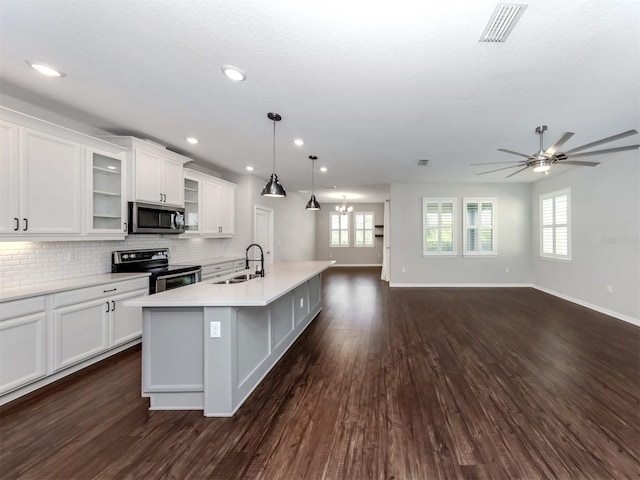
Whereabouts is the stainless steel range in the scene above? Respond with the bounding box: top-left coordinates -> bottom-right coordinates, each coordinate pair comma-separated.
111,248 -> 201,294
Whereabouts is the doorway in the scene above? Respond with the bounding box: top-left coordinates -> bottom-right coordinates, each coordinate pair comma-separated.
254,205 -> 274,265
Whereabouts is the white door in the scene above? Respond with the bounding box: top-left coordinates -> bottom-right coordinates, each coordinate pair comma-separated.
134,148 -> 163,204
254,205 -> 274,265
161,157 -> 184,206
0,121 -> 20,234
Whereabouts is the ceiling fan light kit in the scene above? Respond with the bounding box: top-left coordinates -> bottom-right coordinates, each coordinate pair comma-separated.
472,125 -> 639,178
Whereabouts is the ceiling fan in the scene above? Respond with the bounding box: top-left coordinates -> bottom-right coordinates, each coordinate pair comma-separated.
472,126 -> 639,178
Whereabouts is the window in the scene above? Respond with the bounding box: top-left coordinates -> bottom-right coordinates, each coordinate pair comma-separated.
330,212 -> 350,247
463,198 -> 496,255
540,188 -> 571,260
423,198 -> 456,256
354,212 -> 374,247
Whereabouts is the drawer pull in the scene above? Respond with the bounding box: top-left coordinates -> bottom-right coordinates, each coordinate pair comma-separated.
103,288 -> 117,293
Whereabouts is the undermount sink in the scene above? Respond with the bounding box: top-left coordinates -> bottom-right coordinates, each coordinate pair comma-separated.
213,273 -> 262,285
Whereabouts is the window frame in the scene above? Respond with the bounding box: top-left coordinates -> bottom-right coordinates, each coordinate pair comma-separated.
354,211 -> 375,248
422,198 -> 457,256
463,198 -> 497,256
329,211 -> 351,248
539,188 -> 571,261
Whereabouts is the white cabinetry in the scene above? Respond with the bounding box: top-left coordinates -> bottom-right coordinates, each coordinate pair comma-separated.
102,136 -> 191,207
0,297 -> 47,394
51,278 -> 147,371
184,168 -> 235,238
200,259 -> 246,281
87,148 -> 127,237
0,108 -> 128,241
0,122 -> 83,236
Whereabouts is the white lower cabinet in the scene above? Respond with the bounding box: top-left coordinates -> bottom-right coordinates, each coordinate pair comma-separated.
52,299 -> 110,371
52,278 -> 147,371
0,276 -> 148,403
0,297 -> 47,394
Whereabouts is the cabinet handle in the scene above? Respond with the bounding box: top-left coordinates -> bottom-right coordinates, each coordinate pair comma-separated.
160,193 -> 163,203
123,222 -> 127,232
106,301 -> 110,313
13,218 -> 19,231
23,218 -> 28,231
163,193 -> 167,203
103,288 -> 117,293
111,300 -> 116,311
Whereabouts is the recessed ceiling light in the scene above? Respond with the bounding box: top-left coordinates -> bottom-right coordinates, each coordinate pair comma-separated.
186,137 -> 199,144
245,166 -> 254,172
221,65 -> 246,81
27,61 -> 65,77
294,139 -> 304,146
320,166 -> 328,172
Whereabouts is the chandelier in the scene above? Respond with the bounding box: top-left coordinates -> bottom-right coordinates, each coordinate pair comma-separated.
335,196 -> 353,215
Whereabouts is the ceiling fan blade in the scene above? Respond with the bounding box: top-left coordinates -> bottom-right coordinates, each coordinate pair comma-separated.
564,129 -> 639,154
544,132 -> 574,156
567,144 -> 640,158
471,161 -> 525,166
497,148 -> 530,158
557,160 -> 600,167
506,166 -> 530,178
477,164 -> 528,175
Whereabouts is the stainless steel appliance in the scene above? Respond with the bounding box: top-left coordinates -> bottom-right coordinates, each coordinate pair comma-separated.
111,248 -> 201,294
128,202 -> 185,234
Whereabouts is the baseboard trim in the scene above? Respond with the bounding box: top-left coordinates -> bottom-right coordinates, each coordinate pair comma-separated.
389,282 -> 531,288
531,285 -> 639,327
330,264 -> 382,267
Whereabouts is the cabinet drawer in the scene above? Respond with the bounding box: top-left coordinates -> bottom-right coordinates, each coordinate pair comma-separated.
53,278 -> 149,308
233,259 -> 245,270
1,296 -> 47,321
202,262 -> 234,276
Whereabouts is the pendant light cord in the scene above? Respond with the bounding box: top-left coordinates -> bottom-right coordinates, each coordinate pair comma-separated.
272,119 -> 276,173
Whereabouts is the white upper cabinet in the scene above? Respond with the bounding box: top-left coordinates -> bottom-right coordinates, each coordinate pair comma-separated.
87,147 -> 127,237
1,108 -> 127,241
0,121 -> 83,236
101,136 -> 191,207
184,168 -> 235,238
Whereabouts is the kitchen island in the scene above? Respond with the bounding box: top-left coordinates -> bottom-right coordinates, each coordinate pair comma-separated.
125,261 -> 333,416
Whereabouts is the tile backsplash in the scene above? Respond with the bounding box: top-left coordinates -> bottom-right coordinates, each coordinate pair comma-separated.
0,234 -> 249,288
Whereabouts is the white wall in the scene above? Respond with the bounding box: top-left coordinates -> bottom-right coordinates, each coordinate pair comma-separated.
389,182 -> 531,285
530,154 -> 639,321
315,203 -> 384,265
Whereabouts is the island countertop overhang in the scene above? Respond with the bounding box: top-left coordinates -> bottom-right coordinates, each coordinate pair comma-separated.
124,261 -> 334,308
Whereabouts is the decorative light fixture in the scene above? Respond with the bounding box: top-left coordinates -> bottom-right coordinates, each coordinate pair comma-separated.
261,112 -> 286,197
305,155 -> 321,211
336,196 -> 353,215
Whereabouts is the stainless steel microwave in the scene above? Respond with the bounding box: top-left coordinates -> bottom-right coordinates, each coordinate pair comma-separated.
128,202 -> 185,234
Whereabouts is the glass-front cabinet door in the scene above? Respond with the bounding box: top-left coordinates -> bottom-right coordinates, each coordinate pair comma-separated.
88,148 -> 127,237
183,174 -> 201,234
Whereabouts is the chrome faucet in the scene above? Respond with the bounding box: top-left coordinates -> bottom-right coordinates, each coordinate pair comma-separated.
245,243 -> 265,277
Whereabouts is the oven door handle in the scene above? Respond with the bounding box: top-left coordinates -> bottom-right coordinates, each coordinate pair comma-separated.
156,269 -> 202,281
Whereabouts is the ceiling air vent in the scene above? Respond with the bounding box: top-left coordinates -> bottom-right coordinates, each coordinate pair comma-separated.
417,159 -> 429,166
479,3 -> 527,42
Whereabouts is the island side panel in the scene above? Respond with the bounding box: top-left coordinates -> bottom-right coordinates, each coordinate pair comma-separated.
203,306 -> 235,416
142,307 -> 205,410
228,273 -> 324,416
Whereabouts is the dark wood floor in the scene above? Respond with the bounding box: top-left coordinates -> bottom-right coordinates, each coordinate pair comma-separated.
1,267 -> 639,479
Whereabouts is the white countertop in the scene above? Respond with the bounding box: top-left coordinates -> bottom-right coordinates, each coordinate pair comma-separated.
125,261 -> 334,308
0,272 -> 150,303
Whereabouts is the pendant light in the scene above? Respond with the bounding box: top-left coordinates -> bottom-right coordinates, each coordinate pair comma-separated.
305,155 -> 321,210
261,112 -> 286,197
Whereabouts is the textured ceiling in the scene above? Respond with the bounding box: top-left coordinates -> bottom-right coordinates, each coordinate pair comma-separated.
0,0 -> 638,203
